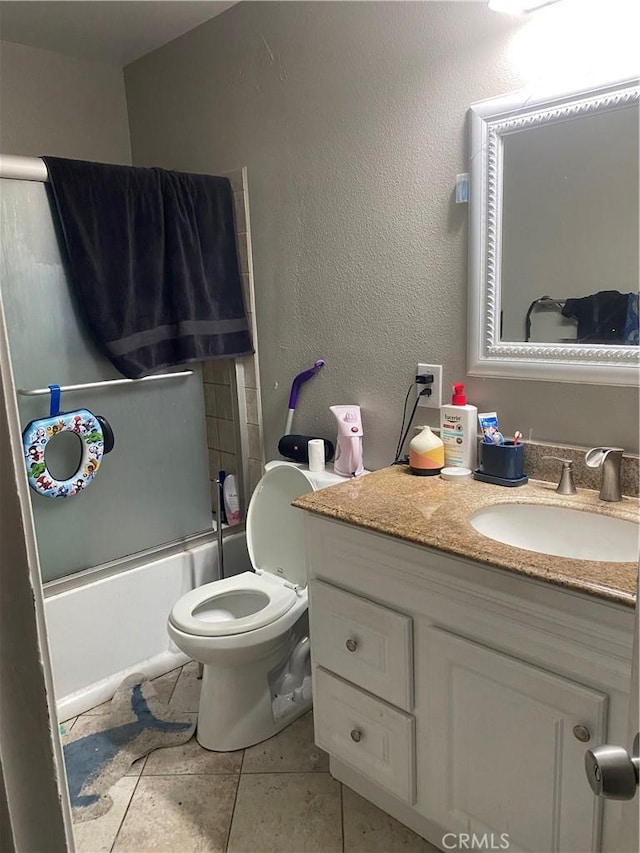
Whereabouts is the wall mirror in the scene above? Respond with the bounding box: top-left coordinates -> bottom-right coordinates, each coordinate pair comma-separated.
468,76 -> 639,385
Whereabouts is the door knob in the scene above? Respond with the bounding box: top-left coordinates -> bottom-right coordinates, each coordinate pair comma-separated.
345,638 -> 358,652
585,734 -> 639,800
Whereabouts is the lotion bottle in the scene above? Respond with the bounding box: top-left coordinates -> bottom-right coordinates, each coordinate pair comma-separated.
223,474 -> 241,526
439,383 -> 478,470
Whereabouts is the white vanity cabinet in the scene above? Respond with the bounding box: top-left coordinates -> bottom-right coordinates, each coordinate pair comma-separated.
422,627 -> 607,853
305,514 -> 635,853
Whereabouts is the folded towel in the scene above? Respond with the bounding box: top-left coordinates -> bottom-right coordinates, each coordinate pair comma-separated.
43,157 -> 253,378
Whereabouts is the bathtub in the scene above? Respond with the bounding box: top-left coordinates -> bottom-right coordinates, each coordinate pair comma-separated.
45,530 -> 251,720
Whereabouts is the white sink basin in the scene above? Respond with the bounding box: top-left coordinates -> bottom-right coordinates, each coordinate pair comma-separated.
470,503 -> 639,562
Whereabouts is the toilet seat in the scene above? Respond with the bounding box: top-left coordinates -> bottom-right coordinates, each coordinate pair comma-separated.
169,463 -> 344,642
169,571 -> 298,637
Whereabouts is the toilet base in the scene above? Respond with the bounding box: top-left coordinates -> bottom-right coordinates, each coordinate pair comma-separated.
196,652 -> 311,751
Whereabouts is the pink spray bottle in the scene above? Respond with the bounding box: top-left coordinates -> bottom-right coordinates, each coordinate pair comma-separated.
330,405 -> 364,477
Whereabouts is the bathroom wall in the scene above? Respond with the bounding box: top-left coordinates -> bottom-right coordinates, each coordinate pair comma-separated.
0,39 -> 131,163
125,0 -> 640,468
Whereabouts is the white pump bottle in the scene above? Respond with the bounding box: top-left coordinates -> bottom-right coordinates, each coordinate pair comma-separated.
439,383 -> 477,471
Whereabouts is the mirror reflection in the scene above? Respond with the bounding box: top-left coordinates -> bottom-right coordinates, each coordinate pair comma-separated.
499,103 -> 639,345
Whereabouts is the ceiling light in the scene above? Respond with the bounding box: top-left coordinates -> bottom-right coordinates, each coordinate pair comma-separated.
488,0 -> 561,13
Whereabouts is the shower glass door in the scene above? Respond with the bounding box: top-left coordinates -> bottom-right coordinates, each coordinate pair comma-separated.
0,178 -> 212,582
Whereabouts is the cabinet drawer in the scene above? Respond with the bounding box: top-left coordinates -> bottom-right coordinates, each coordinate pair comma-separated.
309,579 -> 413,710
314,667 -> 416,804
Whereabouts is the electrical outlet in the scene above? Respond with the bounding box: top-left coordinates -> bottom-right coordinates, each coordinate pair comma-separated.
416,363 -> 442,409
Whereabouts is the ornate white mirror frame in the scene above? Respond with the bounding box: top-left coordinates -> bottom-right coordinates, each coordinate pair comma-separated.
467,75 -> 640,386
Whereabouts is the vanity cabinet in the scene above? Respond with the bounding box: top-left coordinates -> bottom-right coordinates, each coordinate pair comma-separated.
305,514 -> 635,853
422,627 -> 607,853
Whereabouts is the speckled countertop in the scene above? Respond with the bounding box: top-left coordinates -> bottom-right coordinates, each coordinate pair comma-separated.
293,466 -> 639,607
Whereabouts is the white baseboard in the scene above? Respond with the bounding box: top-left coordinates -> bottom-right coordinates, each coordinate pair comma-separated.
57,649 -> 190,721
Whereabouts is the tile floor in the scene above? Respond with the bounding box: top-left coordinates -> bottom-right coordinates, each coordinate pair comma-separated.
61,662 -> 440,853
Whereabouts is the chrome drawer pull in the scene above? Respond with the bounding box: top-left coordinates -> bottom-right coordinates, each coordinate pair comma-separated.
350,729 -> 362,743
345,638 -> 358,652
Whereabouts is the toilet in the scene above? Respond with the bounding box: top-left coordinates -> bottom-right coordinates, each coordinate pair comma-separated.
167,460 -> 345,751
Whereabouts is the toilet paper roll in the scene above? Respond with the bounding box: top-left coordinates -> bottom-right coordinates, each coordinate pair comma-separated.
308,439 -> 325,473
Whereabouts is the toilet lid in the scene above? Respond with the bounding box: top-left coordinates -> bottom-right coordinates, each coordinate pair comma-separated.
246,464 -> 316,588
169,571 -> 298,637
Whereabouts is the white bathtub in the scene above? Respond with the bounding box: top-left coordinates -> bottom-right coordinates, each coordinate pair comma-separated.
45,530 -> 251,720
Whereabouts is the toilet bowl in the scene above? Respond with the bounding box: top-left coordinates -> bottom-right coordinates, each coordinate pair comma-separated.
168,460 -> 345,751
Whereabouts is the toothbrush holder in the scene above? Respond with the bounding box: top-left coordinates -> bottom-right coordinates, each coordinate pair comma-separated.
479,441 -> 525,480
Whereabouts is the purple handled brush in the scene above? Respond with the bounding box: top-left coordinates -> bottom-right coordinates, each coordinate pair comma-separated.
283,360 -> 325,435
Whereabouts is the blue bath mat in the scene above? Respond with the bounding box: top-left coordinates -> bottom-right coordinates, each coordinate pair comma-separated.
63,673 -> 195,822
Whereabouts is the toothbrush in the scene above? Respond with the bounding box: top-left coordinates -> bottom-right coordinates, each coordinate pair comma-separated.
513,431 -> 522,445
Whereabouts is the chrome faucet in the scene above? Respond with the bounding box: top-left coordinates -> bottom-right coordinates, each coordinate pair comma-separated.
585,447 -> 624,502
543,456 -> 577,495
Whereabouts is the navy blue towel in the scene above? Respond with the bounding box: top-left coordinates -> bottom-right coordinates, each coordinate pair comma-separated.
561,290 -> 633,344
43,157 -> 253,378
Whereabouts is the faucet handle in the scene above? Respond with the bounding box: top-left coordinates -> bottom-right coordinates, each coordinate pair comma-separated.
542,456 -> 577,495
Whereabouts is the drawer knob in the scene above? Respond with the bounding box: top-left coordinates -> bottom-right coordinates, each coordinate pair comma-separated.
350,729 -> 362,743
345,638 -> 358,653
573,725 -> 591,743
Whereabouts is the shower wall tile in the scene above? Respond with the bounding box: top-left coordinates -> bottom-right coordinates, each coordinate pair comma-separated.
234,193 -> 247,234
217,419 -> 236,454
241,273 -> 253,312
245,388 -> 260,425
248,424 -> 262,460
206,417 -> 219,450
237,237 -> 249,276
248,458 -> 263,497
208,449 -> 221,478
202,361 -> 214,384
204,383 -> 217,417
220,451 -> 237,476
242,356 -> 257,389
204,359 -> 231,386
214,385 -> 233,420
227,169 -> 243,191
202,168 -> 263,518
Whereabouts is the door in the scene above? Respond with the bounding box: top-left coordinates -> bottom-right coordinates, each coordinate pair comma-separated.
422,627 -> 607,853
585,575 -> 639,853
0,290 -> 74,850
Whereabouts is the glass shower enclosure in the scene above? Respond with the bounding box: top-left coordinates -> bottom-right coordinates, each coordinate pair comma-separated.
0,176 -> 213,583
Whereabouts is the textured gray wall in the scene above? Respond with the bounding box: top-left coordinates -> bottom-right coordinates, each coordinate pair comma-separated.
0,39 -> 131,163
125,1 -> 639,467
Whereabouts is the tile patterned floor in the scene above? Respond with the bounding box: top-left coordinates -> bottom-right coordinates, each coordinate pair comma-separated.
62,662 -> 439,853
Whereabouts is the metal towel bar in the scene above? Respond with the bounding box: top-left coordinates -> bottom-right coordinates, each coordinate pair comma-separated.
17,370 -> 193,396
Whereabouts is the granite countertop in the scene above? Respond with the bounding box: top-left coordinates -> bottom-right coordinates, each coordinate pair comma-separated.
293,465 -> 639,607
